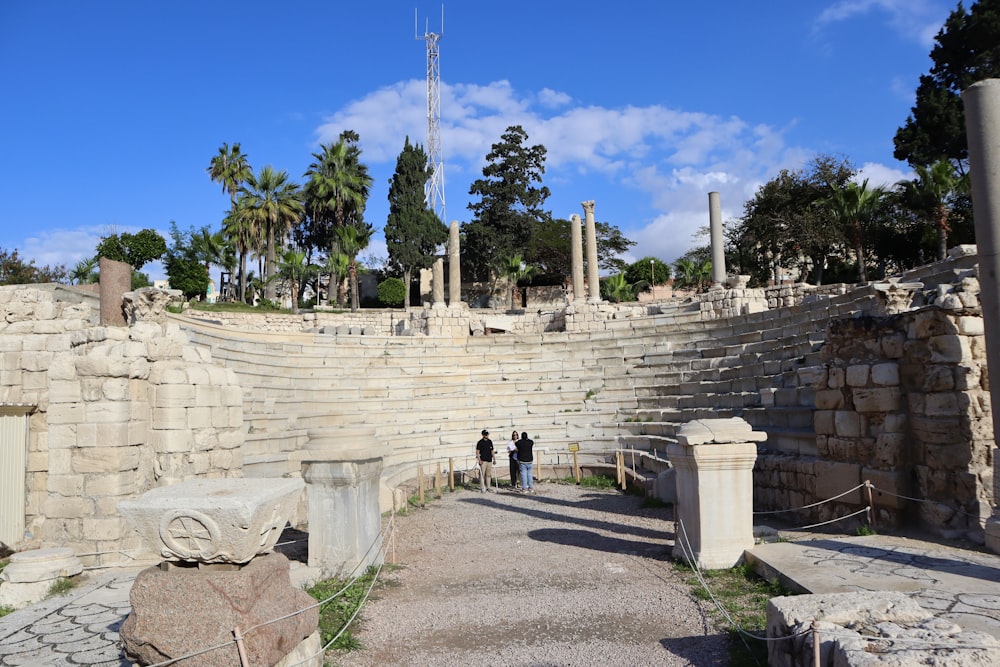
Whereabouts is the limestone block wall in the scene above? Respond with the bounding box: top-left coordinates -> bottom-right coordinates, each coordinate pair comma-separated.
699,286 -> 769,320
0,286 -> 245,564
181,305 -> 564,337
755,296 -> 991,537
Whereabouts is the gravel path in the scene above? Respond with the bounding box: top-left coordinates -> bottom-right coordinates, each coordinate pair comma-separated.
329,482 -> 729,666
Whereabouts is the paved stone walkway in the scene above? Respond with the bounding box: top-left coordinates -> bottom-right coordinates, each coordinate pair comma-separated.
3,526 -> 1000,665
0,569 -> 137,666
747,534 -> 1000,640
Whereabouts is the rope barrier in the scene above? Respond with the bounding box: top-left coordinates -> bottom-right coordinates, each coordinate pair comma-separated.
283,534 -> 395,667
778,506 -> 872,532
675,518 -> 811,646
242,514 -> 394,636
869,484 -> 987,522
752,482 -> 867,515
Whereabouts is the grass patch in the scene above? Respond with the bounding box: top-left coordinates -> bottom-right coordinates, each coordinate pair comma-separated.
578,474 -> 618,490
679,561 -> 787,666
855,524 -> 876,536
307,566 -> 385,651
0,605 -> 12,618
47,577 -> 76,597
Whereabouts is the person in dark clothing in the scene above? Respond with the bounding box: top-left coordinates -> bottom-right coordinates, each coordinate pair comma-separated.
506,430 -> 520,489
515,432 -> 534,493
475,429 -> 495,492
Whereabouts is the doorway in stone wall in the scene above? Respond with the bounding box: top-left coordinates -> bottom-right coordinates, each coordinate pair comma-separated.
0,407 -> 30,548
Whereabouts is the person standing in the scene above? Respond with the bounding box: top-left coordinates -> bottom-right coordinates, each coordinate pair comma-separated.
516,431 -> 534,493
506,430 -> 520,490
475,429 -> 495,492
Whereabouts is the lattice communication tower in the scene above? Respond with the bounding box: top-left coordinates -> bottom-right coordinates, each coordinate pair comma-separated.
416,8 -> 445,224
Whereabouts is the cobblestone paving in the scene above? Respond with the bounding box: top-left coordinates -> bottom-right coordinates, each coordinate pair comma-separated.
0,571 -> 136,667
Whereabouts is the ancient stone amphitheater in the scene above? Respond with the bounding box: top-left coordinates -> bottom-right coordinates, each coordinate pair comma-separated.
0,247 -> 995,566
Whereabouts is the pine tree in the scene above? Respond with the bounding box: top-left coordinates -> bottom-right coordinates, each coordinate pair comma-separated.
384,138 -> 448,308
463,126 -> 552,282
893,0 -> 1000,171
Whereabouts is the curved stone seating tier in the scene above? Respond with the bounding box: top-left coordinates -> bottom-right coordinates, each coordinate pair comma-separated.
180,318 -> 643,508
176,254 -> 975,516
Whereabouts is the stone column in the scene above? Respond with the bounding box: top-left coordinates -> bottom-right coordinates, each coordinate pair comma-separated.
709,191 -> 726,288
432,257 -> 445,308
666,418 -> 764,569
99,257 -> 131,326
570,213 -> 585,301
302,459 -> 384,577
963,79 -> 1000,554
582,200 -> 601,303
448,220 -> 462,307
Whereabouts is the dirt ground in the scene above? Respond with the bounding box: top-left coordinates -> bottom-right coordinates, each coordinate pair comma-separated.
327,481 -> 730,667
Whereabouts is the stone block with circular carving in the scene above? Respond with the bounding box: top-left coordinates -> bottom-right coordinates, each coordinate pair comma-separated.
118,478 -> 304,564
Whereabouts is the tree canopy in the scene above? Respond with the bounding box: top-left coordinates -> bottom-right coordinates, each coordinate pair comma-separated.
0,248 -> 67,285
463,125 -> 552,281
893,0 -> 1000,171
94,229 -> 167,270
528,218 -> 635,280
163,223 -> 211,300
384,137 -> 447,307
729,155 -> 854,285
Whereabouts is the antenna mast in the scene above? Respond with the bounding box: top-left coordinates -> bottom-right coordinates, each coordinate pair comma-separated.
416,7 -> 445,223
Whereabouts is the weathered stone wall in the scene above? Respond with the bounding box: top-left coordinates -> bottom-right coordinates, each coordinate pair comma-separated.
754,276 -> 991,537
0,286 -> 244,565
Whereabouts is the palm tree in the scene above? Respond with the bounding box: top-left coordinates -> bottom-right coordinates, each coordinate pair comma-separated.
70,256 -> 99,285
222,197 -> 260,303
335,224 -> 373,312
323,253 -> 350,308
207,142 -> 252,212
208,143 -> 254,301
303,132 -> 372,304
601,273 -> 647,303
671,258 -> 712,293
191,228 -> 235,300
501,254 -> 538,309
825,179 -> 886,284
268,248 -> 317,314
897,160 -> 965,261
241,166 -> 304,301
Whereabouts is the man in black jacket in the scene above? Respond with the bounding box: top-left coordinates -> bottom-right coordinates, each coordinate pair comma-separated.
475,429 -> 495,492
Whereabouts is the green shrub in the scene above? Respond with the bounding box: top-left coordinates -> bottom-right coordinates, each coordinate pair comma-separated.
377,278 -> 406,307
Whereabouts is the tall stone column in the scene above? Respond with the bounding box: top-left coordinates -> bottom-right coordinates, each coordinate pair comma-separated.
432,257 -> 445,308
448,221 -> 462,307
582,200 -> 601,303
963,79 -> 1000,554
99,257 -> 131,326
709,191 -> 726,288
570,214 -> 585,301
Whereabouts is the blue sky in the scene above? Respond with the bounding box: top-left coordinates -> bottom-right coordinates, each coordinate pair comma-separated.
0,1 -> 954,281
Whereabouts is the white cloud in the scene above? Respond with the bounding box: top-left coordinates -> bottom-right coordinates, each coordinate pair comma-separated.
537,88 -> 572,109
21,227 -> 108,269
306,77 -> 833,266
856,161 -> 911,188
814,0 -> 948,48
